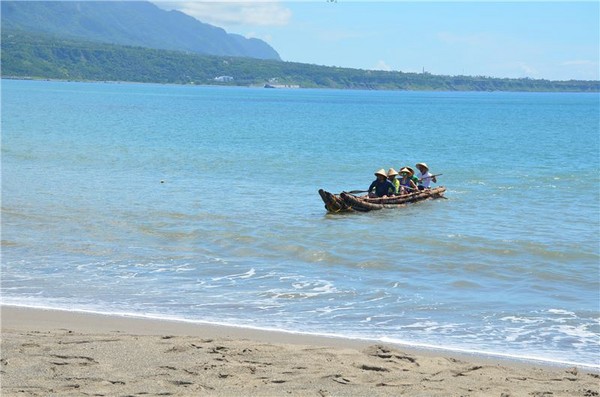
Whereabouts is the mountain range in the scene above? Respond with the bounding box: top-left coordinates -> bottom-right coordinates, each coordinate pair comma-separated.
0,1 -> 281,61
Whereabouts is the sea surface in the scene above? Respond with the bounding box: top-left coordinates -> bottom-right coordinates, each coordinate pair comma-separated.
2,79 -> 599,368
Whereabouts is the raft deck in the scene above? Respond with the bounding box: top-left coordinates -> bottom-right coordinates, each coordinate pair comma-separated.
318,186 -> 447,213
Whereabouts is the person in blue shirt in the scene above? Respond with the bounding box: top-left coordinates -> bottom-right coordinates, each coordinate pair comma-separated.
368,169 -> 396,198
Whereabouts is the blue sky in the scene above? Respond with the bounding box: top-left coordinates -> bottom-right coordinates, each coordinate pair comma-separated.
154,1 -> 599,81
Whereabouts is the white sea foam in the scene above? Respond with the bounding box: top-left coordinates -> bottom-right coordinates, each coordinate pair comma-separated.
500,316 -> 544,324
211,268 -> 256,281
547,309 -> 576,316
556,324 -> 598,339
379,335 -> 600,370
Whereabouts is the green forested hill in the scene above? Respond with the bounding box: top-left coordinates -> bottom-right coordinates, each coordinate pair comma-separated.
2,31 -> 598,92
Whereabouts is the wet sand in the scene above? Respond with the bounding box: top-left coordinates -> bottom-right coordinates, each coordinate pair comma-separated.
1,306 -> 598,396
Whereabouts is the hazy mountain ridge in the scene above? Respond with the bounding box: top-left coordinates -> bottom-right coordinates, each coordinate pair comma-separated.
0,1 -> 281,60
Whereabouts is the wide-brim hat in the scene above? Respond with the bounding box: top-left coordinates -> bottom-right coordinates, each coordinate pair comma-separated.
405,166 -> 415,176
416,162 -> 429,170
399,167 -> 411,174
387,168 -> 398,177
375,168 -> 387,178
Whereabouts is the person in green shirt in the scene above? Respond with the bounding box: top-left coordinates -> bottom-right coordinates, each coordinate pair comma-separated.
387,168 -> 400,194
405,166 -> 420,186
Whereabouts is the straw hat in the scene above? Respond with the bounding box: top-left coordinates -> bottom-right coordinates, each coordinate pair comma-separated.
374,169 -> 387,178
416,162 -> 429,171
405,166 -> 415,176
387,168 -> 398,177
399,167 -> 411,174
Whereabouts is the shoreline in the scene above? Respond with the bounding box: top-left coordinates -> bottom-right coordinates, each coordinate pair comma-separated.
1,305 -> 373,349
2,305 -> 599,396
3,77 -> 600,93
2,304 -> 597,371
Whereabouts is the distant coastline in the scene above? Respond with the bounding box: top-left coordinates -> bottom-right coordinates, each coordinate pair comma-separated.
2,31 -> 598,93
4,76 -> 598,95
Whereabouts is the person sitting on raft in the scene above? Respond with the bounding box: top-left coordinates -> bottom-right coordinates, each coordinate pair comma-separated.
397,167 -> 418,194
416,162 -> 437,190
404,166 -> 420,186
387,168 -> 400,194
368,169 -> 396,198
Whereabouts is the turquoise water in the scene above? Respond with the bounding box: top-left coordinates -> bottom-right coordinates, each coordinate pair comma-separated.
2,79 -> 599,367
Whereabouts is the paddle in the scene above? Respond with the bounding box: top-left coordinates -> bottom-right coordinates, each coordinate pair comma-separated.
418,173 -> 443,182
345,175 -> 445,195
345,186 -> 417,195
345,173 -> 444,195
344,177 -> 446,198
344,190 -> 369,194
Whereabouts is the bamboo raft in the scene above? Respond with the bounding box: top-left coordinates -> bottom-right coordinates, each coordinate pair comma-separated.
318,186 -> 447,213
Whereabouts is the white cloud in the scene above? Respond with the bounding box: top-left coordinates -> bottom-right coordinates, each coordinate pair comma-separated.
245,31 -> 274,44
153,1 -> 291,27
374,60 -> 392,71
517,62 -> 538,77
492,61 -> 540,78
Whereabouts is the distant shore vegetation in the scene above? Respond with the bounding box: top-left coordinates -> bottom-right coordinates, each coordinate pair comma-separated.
2,30 -> 599,92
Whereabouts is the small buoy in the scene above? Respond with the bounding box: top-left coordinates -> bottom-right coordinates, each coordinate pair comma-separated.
160,180 -> 165,183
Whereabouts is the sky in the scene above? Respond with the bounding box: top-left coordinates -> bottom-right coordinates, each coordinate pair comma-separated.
152,1 -> 599,81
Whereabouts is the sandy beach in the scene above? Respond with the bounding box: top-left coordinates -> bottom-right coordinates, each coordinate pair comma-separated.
1,306 -> 598,397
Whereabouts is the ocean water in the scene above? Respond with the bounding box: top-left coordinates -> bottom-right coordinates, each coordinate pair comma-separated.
2,79 -> 599,368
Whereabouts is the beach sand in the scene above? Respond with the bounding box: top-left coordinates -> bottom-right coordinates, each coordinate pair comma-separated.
1,306 -> 598,396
